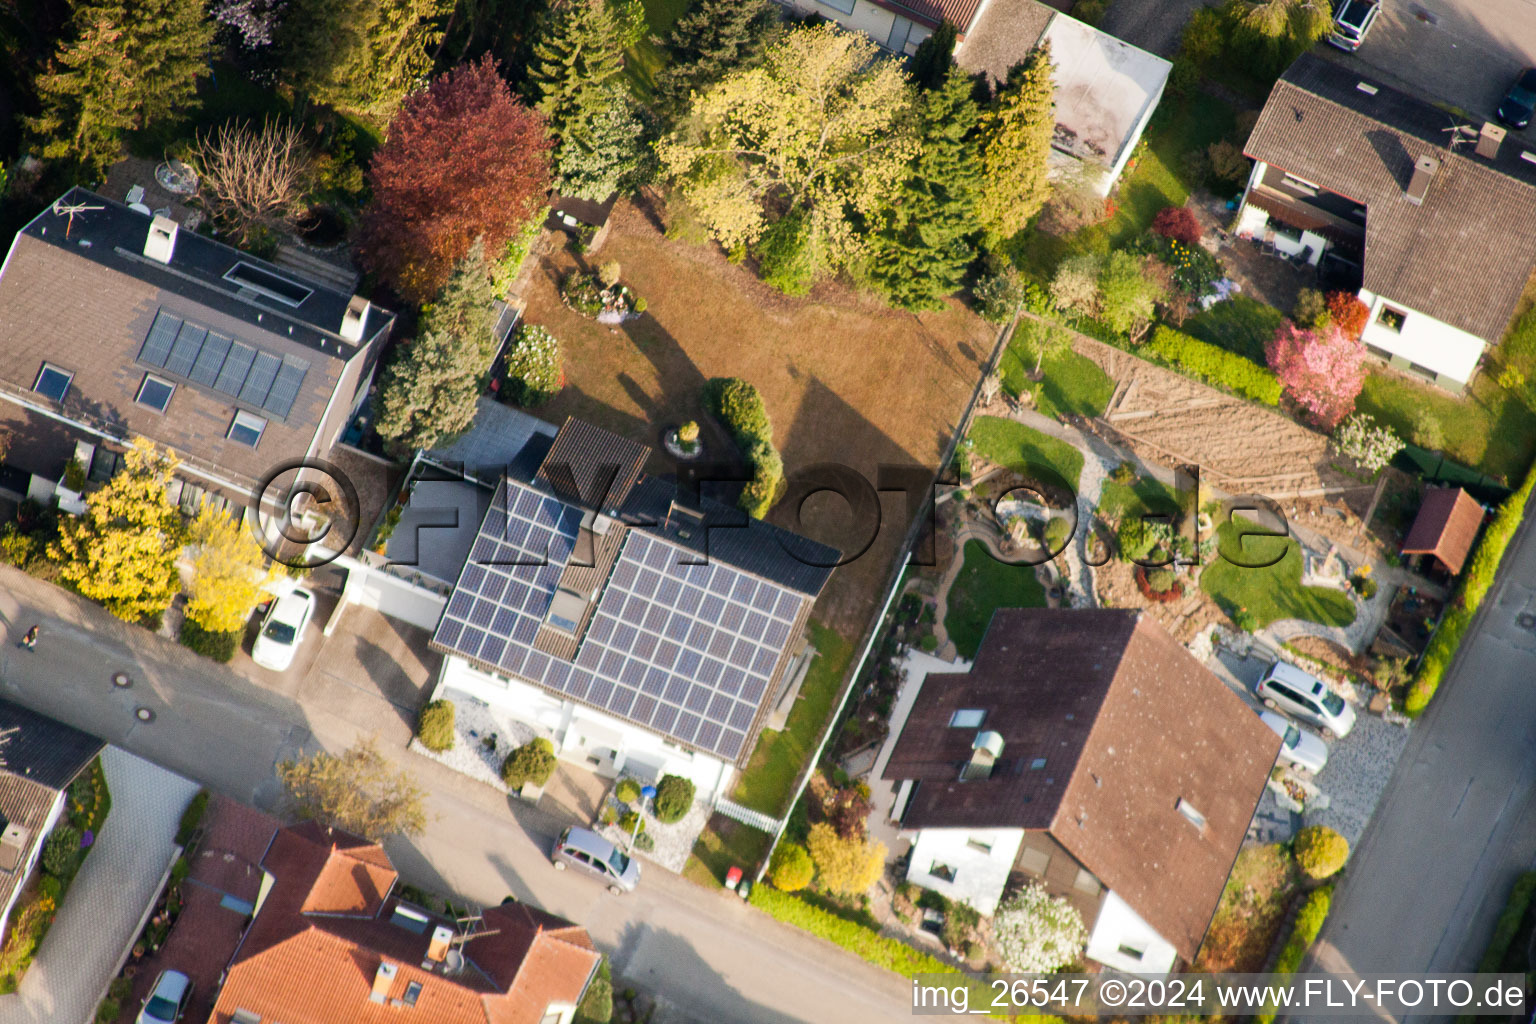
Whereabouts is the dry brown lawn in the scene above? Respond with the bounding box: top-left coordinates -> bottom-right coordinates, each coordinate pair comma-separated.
518,197 -> 993,634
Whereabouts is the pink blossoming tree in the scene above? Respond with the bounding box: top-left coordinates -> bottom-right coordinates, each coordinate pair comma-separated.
1265,320 -> 1367,429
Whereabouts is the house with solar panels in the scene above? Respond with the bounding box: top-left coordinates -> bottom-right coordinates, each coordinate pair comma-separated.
0,187 -> 394,526
426,416 -> 838,800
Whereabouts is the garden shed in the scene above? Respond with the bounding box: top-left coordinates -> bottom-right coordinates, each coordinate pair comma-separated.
1400,486 -> 1484,576
546,193 -> 617,252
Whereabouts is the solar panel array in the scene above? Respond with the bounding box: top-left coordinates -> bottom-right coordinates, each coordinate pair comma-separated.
434,480 -> 807,761
138,309 -> 309,419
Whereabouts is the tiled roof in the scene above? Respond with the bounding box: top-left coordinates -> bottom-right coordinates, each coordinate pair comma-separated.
535,416 -> 651,512
0,698 -> 103,790
0,775 -> 62,916
883,609 -> 1280,961
1245,54 -> 1536,342
869,0 -> 986,32
1401,486 -> 1484,574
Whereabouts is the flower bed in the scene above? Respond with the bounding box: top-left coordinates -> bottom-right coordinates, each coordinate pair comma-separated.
559,270 -> 643,322
408,691 -> 536,794
1134,564 -> 1185,603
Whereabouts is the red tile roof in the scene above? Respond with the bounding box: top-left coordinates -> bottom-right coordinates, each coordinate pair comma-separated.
207,824 -> 599,1024
868,0 -> 986,33
1401,486 -> 1484,575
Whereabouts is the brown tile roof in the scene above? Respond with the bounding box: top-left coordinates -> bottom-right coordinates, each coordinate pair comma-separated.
1244,54 -> 1536,343
882,609 -> 1281,961
0,776 -> 62,915
953,0 -> 1055,84
210,823 -> 599,1024
1401,486 -> 1484,574
535,417 -> 650,513
869,0 -> 986,32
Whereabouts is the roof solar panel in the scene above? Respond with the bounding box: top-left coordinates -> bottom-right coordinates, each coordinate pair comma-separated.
240,350 -> 281,406
190,332 -> 232,387
166,323 -> 208,377
264,357 -> 308,418
139,311 -> 181,367
215,342 -> 256,396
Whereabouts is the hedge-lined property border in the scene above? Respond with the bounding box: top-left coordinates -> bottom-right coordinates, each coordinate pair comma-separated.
1254,884 -> 1334,1024
1454,872 -> 1536,1024
1147,326 -> 1283,405
1406,462 -> 1536,714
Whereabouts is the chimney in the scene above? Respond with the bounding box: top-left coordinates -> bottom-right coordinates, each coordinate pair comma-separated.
144,215 -> 178,264
0,824 -> 30,872
1477,122 -> 1507,160
370,961 -> 398,1003
961,730 -> 1005,781
426,925 -> 453,964
1405,155 -> 1439,205
340,294 -> 370,343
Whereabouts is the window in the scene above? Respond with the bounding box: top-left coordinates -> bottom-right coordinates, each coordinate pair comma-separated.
949,709 -> 986,728
966,837 -> 993,855
1117,942 -> 1147,960
1377,305 -> 1407,332
1074,868 -> 1101,895
1017,847 -> 1051,876
135,374 -> 175,412
403,981 -> 422,1006
540,1012 -> 564,1024
227,410 -> 267,447
1176,798 -> 1208,830
389,904 -> 431,934
33,363 -> 72,402
1029,757 -> 1047,770
231,1012 -> 262,1024
929,861 -> 958,882
817,0 -> 856,13
1281,172 -> 1319,196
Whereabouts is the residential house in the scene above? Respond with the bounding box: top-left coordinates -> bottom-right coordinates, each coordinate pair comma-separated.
426,415 -> 838,801
0,187 -> 395,527
882,609 -> 1280,974
1238,53 -> 1536,391
0,699 -> 104,945
209,820 -> 602,1024
774,0 -> 976,55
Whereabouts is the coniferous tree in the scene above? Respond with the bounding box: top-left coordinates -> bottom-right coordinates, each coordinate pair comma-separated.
526,0 -> 624,142
866,69 -> 982,311
122,0 -> 216,128
655,0 -> 775,114
278,0 -> 448,122
907,19 -> 956,92
975,41 -> 1055,241
421,238 -> 499,365
25,5 -> 140,177
557,85 -> 654,200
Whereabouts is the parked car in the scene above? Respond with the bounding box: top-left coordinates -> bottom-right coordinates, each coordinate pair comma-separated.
251,587 -> 315,671
1259,710 -> 1330,773
1255,660 -> 1357,737
1497,68 -> 1536,129
137,970 -> 192,1024
552,826 -> 641,894
1328,0 -> 1380,51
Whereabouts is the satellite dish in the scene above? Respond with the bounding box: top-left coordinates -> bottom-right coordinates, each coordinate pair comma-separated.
444,949 -> 464,974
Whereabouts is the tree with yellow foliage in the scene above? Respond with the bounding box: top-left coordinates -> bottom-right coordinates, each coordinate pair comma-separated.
185,498 -> 274,633
49,438 -> 183,623
806,822 -> 886,897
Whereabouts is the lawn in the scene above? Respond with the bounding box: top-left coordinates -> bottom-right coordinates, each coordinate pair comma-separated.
1200,516 -> 1357,628
623,0 -> 691,103
968,415 -> 1084,491
1356,371 -> 1536,484
683,816 -> 773,888
998,330 -> 1115,421
1185,295 -> 1284,365
943,539 -> 1047,659
730,622 -> 854,817
1196,844 -> 1300,972
1096,475 -> 1183,522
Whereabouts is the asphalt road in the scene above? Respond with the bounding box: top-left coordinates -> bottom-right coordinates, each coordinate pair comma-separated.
1301,505 -> 1536,1019
0,566 -> 914,1024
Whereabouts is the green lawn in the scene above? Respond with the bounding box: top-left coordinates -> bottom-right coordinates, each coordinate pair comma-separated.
1356,371 -> 1536,484
968,415 -> 1084,491
729,621 -> 854,817
998,330 -> 1115,421
1096,475 -> 1183,522
683,818 -> 773,888
943,539 -> 1048,659
624,0 -> 691,103
1185,295 -> 1284,365
1200,517 -> 1357,628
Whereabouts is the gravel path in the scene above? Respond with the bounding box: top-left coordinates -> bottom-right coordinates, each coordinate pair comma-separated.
1302,712 -> 1412,847
408,688 -> 537,793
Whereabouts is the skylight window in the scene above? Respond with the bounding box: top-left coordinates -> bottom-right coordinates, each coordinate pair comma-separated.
389,903 -> 430,934
136,374 -> 175,412
949,709 -> 986,728
1176,798 -> 1208,831
33,363 -> 72,402
223,261 -> 313,307
227,410 -> 267,448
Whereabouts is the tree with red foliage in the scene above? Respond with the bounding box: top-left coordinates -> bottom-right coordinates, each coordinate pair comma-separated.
1265,320 -> 1367,429
1325,291 -> 1370,341
1151,205 -> 1202,246
358,57 -> 552,304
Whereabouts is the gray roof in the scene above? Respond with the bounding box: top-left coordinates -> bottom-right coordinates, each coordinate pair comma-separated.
1245,54 -> 1536,342
0,698 -> 103,791
424,399 -> 559,485
384,479 -> 493,584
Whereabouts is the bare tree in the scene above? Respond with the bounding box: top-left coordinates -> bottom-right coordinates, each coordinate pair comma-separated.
189,116 -> 312,244
277,737 -> 428,840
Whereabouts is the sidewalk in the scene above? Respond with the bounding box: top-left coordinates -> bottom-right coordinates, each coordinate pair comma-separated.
5,748 -> 199,1024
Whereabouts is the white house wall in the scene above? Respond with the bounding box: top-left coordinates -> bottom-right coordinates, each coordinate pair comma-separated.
439,655 -> 734,800
1358,288 -> 1485,388
906,827 -> 1025,917
780,0 -> 930,54
333,554 -> 449,634
1085,889 -> 1179,975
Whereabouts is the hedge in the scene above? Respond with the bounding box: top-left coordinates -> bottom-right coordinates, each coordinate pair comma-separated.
416,700 -> 456,752
1148,327 -> 1283,405
178,618 -> 241,662
1475,871 -> 1536,972
1255,885 -> 1334,1024
1406,462 -> 1536,714
703,378 -> 784,519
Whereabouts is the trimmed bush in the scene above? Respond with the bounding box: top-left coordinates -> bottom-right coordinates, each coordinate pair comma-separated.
177,790 -> 210,846
1148,326 -> 1283,405
1043,516 -> 1073,552
614,777 -> 642,804
705,377 -> 772,442
42,825 -> 81,876
501,738 -> 557,790
769,842 -> 814,892
653,774 -> 695,823
575,958 -> 613,1024
416,700 -> 456,752
1151,205 -> 1202,246
1293,825 -> 1349,879
1256,885 -> 1334,1024
749,886 -> 959,980
741,437 -> 784,519
1407,462 -> 1536,713
617,810 -> 645,834
178,617 -> 241,662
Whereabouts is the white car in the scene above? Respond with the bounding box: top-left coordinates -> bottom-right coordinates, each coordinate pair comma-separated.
1259,710 -> 1330,774
137,970 -> 191,1024
1255,660 -> 1357,738
251,588 -> 315,671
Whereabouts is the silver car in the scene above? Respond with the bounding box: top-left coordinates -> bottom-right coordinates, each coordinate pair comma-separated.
1255,660 -> 1357,738
137,970 -> 191,1024
552,826 -> 641,894
1259,710 -> 1330,773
